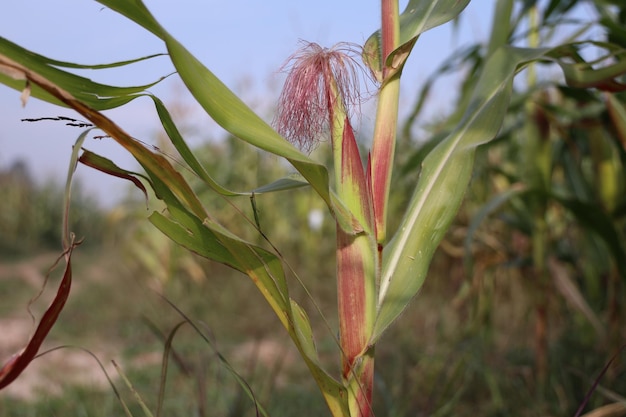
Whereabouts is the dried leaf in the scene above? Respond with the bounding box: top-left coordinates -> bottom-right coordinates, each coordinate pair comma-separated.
0,243 -> 78,389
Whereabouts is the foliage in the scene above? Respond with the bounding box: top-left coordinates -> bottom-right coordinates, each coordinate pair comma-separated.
399,1 -> 626,414
0,159 -> 105,256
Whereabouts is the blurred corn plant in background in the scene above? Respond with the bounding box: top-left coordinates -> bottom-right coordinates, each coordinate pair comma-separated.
0,159 -> 105,256
397,1 -> 626,413
1,0 -> 625,416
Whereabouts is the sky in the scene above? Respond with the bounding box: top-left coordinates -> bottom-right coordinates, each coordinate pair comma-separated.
0,1 -> 495,206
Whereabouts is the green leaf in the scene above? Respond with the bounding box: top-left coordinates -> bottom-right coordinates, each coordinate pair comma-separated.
152,95 -> 311,197
149,211 -> 240,272
372,46 -> 556,343
0,36 -> 167,109
150,202 -> 348,416
363,0 -> 471,77
290,300 -> 320,364
253,175 -> 310,194
149,95 -> 243,197
152,313 -> 270,417
112,361 -> 155,417
548,42 -> 626,92
553,194 -> 626,278
64,129 -> 91,247
97,0 -> 166,39
289,298 -> 349,417
94,0 -> 356,234
163,35 -> 352,226
463,184 -> 528,270
373,40 -> 626,342
607,93 -> 626,146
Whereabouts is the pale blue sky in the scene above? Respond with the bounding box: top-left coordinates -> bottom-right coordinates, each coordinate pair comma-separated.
0,1 -> 495,205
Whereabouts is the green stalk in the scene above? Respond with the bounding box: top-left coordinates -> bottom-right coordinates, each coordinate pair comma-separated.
370,0 -> 401,245
523,4 -> 551,391
330,2 -> 399,414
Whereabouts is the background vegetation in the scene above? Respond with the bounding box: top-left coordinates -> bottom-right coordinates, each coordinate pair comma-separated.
0,160 -> 105,257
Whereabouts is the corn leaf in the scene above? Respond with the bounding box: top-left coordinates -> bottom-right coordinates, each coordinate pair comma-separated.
607,92 -> 626,147
149,95 -> 243,197
553,194 -> 626,278
253,175 -> 310,194
150,207 -> 349,416
363,0 -> 471,78
373,40 -> 626,342
0,36 -> 166,109
372,46 -> 547,343
0,245 -> 77,390
94,0 -> 357,234
0,13 -> 348,415
79,150 -> 151,202
549,42 -> 626,92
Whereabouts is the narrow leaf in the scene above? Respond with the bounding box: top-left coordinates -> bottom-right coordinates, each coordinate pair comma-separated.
112,360 -> 155,417
549,42 -> 626,92
163,35 -> 349,226
373,46 -> 556,343
363,0 -> 471,76
606,92 -> 626,147
149,211 -> 240,272
554,194 -> 626,277
253,175 -> 310,194
79,150 -> 150,202
290,300 -> 320,365
374,42 -> 626,342
549,257 -> 606,339
94,0 -> 356,232
64,130 -> 90,248
150,95 -> 242,197
0,245 -> 77,389
0,36 -> 167,110
150,208 -> 348,416
159,299 -> 271,417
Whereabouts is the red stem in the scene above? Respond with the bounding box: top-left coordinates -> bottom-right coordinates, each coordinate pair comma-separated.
381,0 -> 399,77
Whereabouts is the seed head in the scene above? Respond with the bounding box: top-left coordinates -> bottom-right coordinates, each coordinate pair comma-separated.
273,41 -> 369,153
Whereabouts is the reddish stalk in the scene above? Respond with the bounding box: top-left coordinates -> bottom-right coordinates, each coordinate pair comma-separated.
370,0 -> 400,246
274,43 -> 377,416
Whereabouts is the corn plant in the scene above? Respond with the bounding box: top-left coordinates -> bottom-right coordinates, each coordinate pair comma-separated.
1,0 -> 625,415
425,1 -> 626,394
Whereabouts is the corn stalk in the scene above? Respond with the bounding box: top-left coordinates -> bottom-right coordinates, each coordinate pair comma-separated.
1,0 -> 626,415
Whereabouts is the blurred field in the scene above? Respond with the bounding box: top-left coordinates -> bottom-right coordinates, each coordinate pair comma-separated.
0,169 -> 623,416
2,1 -> 626,415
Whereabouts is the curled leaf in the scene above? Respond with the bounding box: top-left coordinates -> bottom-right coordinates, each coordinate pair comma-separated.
79,150 -> 151,205
20,80 -> 30,107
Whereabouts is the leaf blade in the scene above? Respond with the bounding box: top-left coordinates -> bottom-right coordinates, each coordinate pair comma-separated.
372,46 -> 552,343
